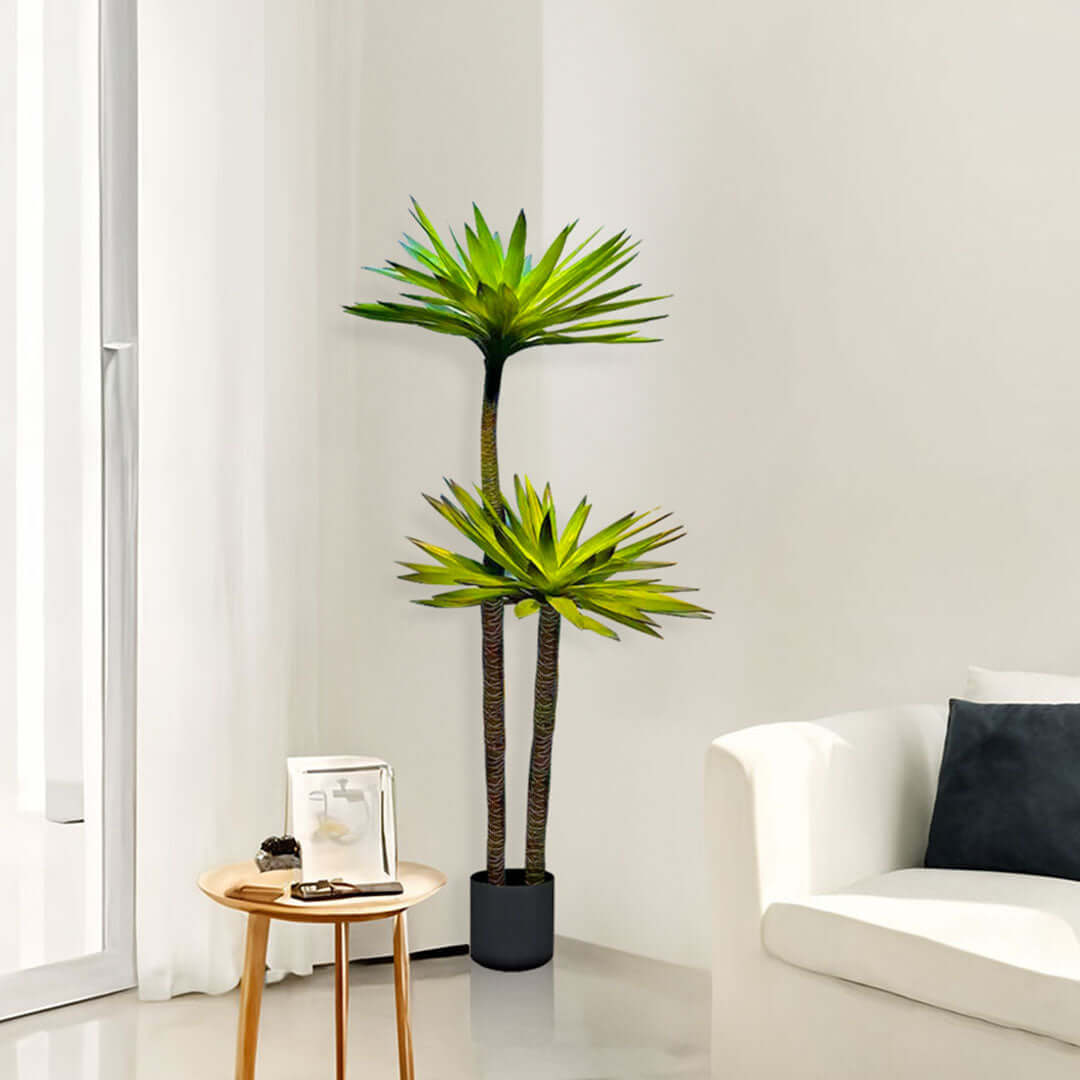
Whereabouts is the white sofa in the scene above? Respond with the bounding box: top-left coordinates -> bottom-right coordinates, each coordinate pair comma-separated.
707,705 -> 1080,1079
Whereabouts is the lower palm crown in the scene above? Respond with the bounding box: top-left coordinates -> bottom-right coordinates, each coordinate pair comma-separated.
344,199 -> 669,359
400,476 -> 711,641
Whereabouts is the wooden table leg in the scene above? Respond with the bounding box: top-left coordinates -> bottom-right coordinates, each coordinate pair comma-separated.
334,921 -> 350,1080
393,912 -> 414,1080
235,913 -> 270,1080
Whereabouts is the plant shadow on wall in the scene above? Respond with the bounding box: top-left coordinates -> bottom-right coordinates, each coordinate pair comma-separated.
345,202 -> 710,970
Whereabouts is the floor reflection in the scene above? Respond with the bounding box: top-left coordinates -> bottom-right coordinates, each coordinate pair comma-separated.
0,938 -> 709,1079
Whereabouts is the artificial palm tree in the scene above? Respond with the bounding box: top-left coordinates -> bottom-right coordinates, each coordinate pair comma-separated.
345,201 -> 667,885
400,476 -> 711,884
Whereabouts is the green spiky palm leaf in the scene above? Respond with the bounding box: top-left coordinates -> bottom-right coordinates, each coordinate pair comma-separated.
400,477 -> 711,640
345,199 -> 669,358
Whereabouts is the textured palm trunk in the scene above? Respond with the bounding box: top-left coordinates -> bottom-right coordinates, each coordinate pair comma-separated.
525,603 -> 561,885
480,357 -> 507,886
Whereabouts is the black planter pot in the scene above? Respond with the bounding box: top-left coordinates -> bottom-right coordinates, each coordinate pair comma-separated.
470,869 -> 554,971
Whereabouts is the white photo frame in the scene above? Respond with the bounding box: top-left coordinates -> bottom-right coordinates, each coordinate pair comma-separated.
286,756 -> 398,884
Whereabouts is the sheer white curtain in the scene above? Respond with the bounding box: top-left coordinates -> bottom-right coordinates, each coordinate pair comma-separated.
135,0 -> 347,998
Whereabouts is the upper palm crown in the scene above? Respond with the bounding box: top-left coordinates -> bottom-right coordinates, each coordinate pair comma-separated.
344,199 -> 669,359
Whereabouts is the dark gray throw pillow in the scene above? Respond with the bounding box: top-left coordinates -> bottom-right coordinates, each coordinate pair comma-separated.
925,699 -> 1080,881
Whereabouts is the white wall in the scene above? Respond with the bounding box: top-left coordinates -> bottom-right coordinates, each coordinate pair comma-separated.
139,0 -> 1080,979
0,0 -> 14,828
540,0 -> 1080,967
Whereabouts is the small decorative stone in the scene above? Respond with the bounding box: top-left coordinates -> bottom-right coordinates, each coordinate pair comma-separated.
256,834 -> 301,872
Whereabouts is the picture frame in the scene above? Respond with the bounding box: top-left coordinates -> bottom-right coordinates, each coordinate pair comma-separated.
286,756 -> 398,885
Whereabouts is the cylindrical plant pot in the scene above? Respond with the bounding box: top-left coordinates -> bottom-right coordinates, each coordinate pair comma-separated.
470,869 -> 554,971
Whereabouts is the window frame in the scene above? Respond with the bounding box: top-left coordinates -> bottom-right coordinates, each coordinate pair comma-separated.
0,0 -> 137,1020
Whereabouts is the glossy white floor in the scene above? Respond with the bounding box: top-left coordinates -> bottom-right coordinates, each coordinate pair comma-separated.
0,937 -> 709,1079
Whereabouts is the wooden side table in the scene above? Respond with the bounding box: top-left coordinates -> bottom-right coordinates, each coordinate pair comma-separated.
198,860 -> 447,1080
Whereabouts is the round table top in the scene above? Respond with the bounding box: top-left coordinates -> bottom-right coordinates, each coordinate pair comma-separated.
198,860 -> 446,923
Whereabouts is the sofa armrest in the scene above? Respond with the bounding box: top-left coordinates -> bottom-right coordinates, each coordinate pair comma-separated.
706,705 -> 946,938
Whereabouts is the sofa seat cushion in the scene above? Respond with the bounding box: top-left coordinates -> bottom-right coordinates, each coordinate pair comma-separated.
762,868 -> 1080,1048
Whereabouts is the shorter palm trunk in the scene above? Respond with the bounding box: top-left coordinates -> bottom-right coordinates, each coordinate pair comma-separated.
480,599 -> 506,886
525,603 -> 561,885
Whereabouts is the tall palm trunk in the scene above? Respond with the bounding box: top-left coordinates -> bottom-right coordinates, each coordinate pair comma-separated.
480,355 -> 507,885
525,603 -> 561,884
